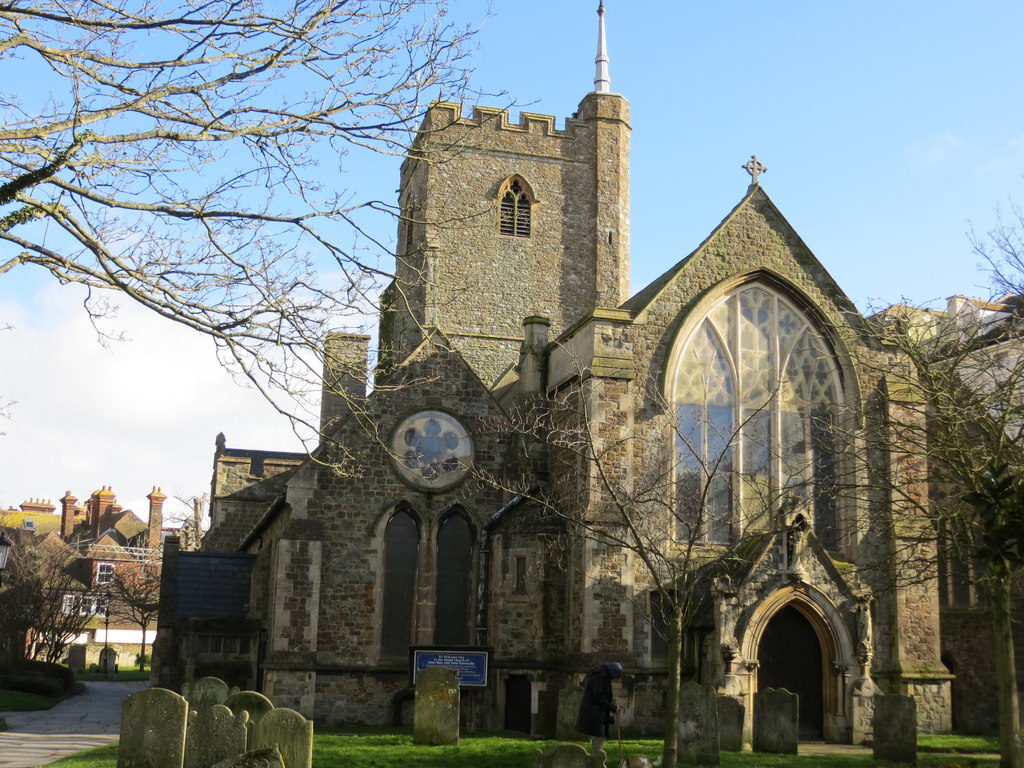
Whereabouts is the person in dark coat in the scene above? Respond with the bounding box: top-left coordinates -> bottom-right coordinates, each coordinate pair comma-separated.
576,662 -> 624,756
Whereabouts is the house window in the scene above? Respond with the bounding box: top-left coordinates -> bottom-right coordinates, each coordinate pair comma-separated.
435,512 -> 473,645
381,509 -> 419,657
63,593 -> 99,615
22,519 -> 35,531
673,284 -> 842,545
498,176 -> 535,238
96,562 -> 115,585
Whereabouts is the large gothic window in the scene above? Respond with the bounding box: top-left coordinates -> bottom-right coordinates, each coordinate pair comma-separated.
673,284 -> 841,547
381,509 -> 419,657
435,512 -> 473,644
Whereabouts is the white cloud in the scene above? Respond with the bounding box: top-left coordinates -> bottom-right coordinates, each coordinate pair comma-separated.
0,282 -> 307,523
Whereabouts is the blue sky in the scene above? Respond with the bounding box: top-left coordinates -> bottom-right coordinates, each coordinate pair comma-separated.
3,1 -> 1024,518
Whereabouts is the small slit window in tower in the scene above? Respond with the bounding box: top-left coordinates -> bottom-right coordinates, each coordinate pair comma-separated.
499,179 -> 532,238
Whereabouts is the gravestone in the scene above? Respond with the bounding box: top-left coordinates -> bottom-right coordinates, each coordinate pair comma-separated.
224,690 -> 275,748
67,645 -> 86,672
532,743 -> 604,768
678,680 -> 719,765
183,677 -> 233,713
210,746 -> 285,768
753,688 -> 798,755
413,666 -> 460,746
118,687 -> 188,768
184,704 -> 249,768
99,647 -> 118,674
252,707 -> 313,768
556,685 -> 583,740
717,695 -> 745,752
872,694 -> 917,764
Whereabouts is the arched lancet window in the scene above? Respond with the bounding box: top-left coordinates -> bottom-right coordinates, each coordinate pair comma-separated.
498,176 -> 535,238
381,509 -> 419,657
673,284 -> 842,547
435,512 -> 473,645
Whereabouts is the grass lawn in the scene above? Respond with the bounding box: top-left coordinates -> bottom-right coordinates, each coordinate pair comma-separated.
38,729 -> 1001,768
0,688 -> 58,711
75,666 -> 151,683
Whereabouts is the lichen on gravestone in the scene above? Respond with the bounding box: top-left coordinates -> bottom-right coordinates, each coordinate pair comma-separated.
210,745 -> 285,768
184,703 -> 248,768
117,687 -> 188,768
252,707 -> 312,768
413,666 -> 460,746
182,676 -> 233,713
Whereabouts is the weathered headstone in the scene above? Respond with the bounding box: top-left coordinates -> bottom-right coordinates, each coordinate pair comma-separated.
183,677 -> 233,713
717,695 -> 745,752
872,694 -> 917,764
210,746 -> 285,768
413,666 -> 460,746
532,743 -> 604,768
556,685 -> 583,741
678,680 -> 719,765
118,687 -> 188,768
753,687 -> 798,755
67,645 -> 86,672
99,647 -> 118,674
224,690 -> 275,748
185,704 -> 249,768
252,707 -> 313,768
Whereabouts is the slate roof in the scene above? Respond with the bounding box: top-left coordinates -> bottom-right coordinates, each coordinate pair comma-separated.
175,552 -> 256,618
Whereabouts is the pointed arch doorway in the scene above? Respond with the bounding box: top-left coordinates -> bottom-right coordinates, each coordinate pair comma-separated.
757,604 -> 827,739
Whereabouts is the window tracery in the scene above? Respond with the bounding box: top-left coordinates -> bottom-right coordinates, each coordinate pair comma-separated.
498,176 -> 535,238
673,284 -> 842,547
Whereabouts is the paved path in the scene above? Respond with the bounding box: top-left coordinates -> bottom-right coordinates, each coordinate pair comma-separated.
0,681 -> 148,768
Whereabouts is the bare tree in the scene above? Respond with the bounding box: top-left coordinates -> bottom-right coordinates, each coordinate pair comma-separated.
0,526 -> 96,665
485,357 -> 804,767
863,295 -> 1024,768
0,0 -> 478,427
109,566 -> 161,671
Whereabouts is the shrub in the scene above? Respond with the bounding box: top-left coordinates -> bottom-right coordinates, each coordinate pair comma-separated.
0,660 -> 76,697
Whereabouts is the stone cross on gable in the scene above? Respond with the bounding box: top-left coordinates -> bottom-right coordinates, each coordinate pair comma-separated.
743,155 -> 767,185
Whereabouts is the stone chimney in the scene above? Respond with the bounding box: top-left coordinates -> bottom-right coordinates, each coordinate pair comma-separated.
20,498 -> 55,515
88,486 -> 117,540
60,491 -> 78,540
320,332 -> 371,434
147,486 -> 166,551
518,316 -> 551,395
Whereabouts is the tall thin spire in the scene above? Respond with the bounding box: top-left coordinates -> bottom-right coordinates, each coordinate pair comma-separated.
594,1 -> 611,93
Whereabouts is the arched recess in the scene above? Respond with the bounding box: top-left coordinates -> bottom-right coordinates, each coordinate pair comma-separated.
740,585 -> 856,739
378,503 -> 423,658
664,272 -> 859,548
497,175 -> 537,238
434,506 -> 475,645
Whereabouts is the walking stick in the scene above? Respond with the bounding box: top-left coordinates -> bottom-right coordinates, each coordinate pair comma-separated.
616,715 -> 626,766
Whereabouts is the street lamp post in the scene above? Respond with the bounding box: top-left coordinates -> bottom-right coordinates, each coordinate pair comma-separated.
102,589 -> 112,677
0,531 -> 11,587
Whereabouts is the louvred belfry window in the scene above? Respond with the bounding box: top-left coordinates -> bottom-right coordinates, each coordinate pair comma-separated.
499,177 -> 533,237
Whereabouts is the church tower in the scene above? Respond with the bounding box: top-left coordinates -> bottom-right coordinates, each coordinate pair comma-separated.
380,2 -> 631,385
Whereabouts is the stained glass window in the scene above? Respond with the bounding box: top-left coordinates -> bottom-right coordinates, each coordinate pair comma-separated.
435,512 -> 472,645
381,510 -> 419,657
673,284 -> 841,546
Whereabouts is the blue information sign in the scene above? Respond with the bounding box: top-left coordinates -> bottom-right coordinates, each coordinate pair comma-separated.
412,648 -> 489,687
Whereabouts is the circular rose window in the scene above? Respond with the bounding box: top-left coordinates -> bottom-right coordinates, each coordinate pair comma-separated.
390,410 -> 473,491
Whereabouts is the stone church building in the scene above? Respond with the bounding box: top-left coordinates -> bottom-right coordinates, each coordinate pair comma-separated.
154,5 -> 1000,742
